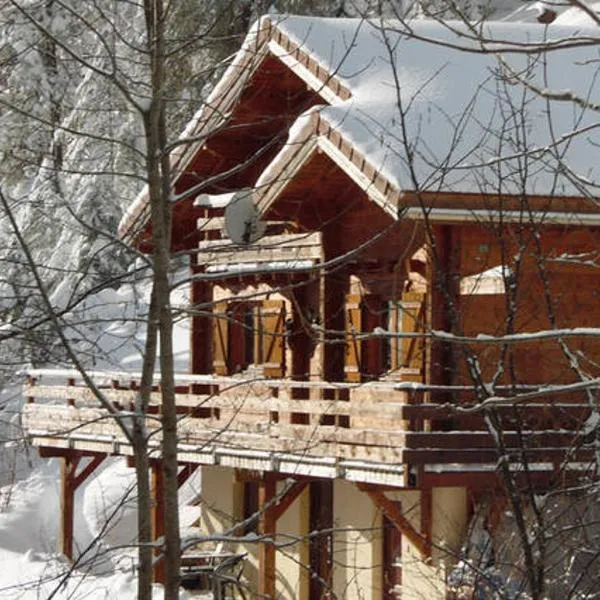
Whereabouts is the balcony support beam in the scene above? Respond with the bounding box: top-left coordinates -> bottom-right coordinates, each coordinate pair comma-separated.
358,483 -> 431,558
60,451 -> 106,560
272,480 -> 308,523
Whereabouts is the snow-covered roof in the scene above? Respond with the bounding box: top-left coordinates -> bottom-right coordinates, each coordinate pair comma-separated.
119,14 -> 600,242
268,16 -> 600,200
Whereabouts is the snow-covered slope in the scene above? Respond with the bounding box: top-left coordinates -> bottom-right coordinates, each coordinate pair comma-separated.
0,273 -> 194,598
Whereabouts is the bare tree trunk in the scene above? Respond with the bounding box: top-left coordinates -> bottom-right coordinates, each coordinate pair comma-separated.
134,287 -> 160,600
143,1 -> 180,598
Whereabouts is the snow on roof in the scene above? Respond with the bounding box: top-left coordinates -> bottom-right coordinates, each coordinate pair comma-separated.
193,192 -> 235,209
271,16 -> 600,198
554,2 -> 600,25
120,14 -> 600,243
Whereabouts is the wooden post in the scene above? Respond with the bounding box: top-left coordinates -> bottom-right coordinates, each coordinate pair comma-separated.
191,265 -> 212,375
60,452 -> 80,560
428,225 -> 460,395
152,462 -> 166,584
60,452 -> 105,560
259,474 -> 276,599
420,487 -> 432,558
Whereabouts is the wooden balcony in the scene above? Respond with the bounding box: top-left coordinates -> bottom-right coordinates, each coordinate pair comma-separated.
22,370 -> 594,486
196,232 -> 322,272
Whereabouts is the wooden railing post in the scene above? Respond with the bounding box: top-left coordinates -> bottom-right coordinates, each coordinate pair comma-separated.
67,377 -> 76,407
26,376 -> 37,403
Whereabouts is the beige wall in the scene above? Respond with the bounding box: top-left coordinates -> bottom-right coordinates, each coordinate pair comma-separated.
199,466 -> 467,600
432,487 -> 468,568
275,480 -> 309,600
199,466 -> 308,599
333,480 -> 382,600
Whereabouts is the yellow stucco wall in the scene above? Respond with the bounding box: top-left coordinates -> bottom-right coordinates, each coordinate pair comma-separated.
274,480 -> 309,600
333,480 -> 382,600
198,466 -> 309,599
198,466 -> 467,600
432,487 -> 468,569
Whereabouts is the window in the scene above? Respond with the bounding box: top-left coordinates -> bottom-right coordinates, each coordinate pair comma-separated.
213,299 -> 286,377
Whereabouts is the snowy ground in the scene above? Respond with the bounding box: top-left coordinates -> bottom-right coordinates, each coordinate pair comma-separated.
0,457 -> 210,599
0,276 -> 213,599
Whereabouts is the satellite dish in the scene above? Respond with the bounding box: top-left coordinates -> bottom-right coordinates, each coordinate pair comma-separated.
224,189 -> 265,245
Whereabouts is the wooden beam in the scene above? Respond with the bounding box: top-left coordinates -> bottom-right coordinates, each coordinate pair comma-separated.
60,452 -> 80,560
272,480 -> 308,523
73,455 -> 105,489
259,474 -> 277,600
60,452 -> 106,560
151,464 -> 166,584
359,484 -> 430,557
234,469 -> 289,483
39,447 -> 103,459
177,463 -> 199,488
421,486 -> 432,558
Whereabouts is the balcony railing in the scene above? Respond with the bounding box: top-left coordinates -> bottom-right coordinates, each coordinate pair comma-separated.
22,369 -> 594,481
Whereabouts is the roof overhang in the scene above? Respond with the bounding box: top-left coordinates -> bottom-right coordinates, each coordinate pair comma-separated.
118,16 -> 351,246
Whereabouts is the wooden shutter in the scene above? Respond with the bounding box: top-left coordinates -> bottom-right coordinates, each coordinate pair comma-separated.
213,301 -> 229,375
400,291 -> 426,371
344,294 -> 362,383
389,301 -> 402,372
262,300 -> 286,378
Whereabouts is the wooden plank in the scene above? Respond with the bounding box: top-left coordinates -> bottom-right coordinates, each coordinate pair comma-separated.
179,427 -> 405,461
403,447 -> 596,464
400,403 -> 591,419
23,371 -> 416,393
401,291 -> 426,371
404,430 -> 582,449
344,294 -> 362,383
213,301 -> 229,375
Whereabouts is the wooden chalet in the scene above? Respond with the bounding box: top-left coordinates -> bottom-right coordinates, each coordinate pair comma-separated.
22,16 -> 600,600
